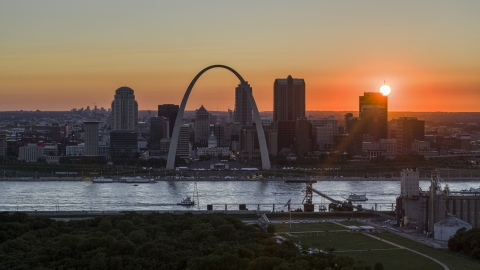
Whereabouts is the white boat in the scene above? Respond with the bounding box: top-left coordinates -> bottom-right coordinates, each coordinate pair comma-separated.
343,193 -> 368,202
177,196 -> 195,206
460,187 -> 480,194
93,177 -> 114,183
121,177 -> 150,183
177,181 -> 199,207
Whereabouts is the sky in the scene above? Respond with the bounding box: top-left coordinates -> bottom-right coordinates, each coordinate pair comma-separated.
1,1 -> 480,112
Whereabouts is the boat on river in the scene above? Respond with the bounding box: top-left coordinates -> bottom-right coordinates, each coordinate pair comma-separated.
177,181 -> 199,207
121,176 -> 151,183
460,187 -> 480,194
93,177 -> 114,183
343,193 -> 368,202
177,196 -> 195,206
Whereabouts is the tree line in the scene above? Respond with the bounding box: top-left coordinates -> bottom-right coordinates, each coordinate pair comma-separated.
0,212 -> 382,270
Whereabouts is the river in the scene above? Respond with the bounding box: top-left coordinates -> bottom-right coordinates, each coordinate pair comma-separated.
1,179 -> 479,212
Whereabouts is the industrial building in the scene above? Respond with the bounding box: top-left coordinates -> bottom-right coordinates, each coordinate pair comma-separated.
396,169 -> 479,238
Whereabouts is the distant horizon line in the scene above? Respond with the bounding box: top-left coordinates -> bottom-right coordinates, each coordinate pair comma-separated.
1,110 -> 480,114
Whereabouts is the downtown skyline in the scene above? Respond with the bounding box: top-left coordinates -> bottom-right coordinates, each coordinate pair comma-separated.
1,1 -> 480,112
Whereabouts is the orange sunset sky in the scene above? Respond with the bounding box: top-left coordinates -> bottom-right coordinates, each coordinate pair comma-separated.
1,1 -> 479,112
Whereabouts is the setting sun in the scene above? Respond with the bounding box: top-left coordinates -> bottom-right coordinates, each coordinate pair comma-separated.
380,84 -> 391,96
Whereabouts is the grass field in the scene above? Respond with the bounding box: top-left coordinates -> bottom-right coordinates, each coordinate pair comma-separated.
374,233 -> 480,270
273,222 -> 480,270
274,221 -> 345,232
340,249 -> 443,270
281,231 -> 393,251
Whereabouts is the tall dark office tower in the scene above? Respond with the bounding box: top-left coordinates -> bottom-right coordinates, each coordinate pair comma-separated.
149,116 -> 169,150
111,87 -> 138,131
0,131 -> 6,157
295,117 -> 312,156
273,75 -> 305,152
234,82 -> 253,125
194,105 -> 210,146
277,121 -> 296,151
84,121 -> 99,156
359,92 -> 388,142
396,117 -> 425,155
158,104 -> 179,138
273,75 -> 305,122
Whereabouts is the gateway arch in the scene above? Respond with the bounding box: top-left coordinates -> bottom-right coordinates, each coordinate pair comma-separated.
166,65 -> 271,170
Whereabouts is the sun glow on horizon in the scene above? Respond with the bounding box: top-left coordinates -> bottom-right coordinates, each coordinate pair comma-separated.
380,84 -> 391,96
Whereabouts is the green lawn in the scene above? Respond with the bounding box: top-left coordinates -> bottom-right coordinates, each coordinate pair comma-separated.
274,222 -> 480,270
341,249 -> 443,270
274,222 -> 345,233
280,231 -> 393,251
374,233 -> 480,270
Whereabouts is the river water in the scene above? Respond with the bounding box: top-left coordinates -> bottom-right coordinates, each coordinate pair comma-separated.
1,179 -> 479,212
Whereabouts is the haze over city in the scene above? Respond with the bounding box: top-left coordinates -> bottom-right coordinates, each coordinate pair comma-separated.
1,1 -> 480,112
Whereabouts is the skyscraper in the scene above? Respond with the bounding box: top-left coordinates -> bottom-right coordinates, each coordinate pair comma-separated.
273,75 -> 305,122
234,82 -> 253,125
194,105 -> 210,146
359,92 -> 388,142
0,131 -> 6,157
111,87 -> 138,131
110,130 -> 138,159
158,104 -> 179,138
395,117 -> 425,155
273,75 -> 306,152
295,117 -> 312,156
149,116 -> 169,150
177,124 -> 191,159
83,121 -> 99,156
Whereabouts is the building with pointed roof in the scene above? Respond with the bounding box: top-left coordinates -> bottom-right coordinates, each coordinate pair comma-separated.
194,105 -> 210,146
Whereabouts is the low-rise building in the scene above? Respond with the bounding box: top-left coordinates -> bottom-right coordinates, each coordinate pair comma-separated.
19,144 -> 44,162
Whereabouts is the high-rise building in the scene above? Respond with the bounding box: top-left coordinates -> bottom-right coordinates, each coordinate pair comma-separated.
177,124 -> 191,159
315,124 -> 336,151
395,117 -> 425,155
277,121 -> 296,151
149,116 -> 169,150
273,75 -> 305,153
265,128 -> 278,156
273,75 -> 305,122
227,109 -> 234,123
83,121 -> 99,156
110,130 -> 138,159
342,113 -> 363,155
310,116 -> 338,151
111,87 -> 138,131
209,123 -> 225,147
239,126 -> 260,161
158,104 -> 179,138
194,105 -> 210,146
359,92 -> 388,142
234,82 -> 253,125
0,131 -> 6,157
295,118 -> 312,156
